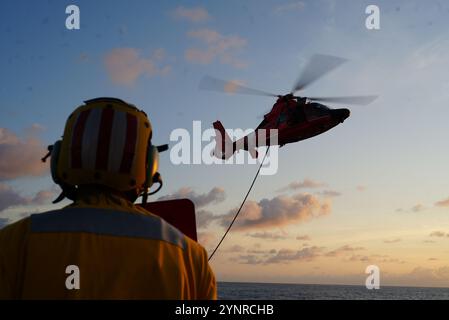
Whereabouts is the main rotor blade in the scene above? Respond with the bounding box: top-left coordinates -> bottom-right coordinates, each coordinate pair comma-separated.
292,54 -> 347,93
199,76 -> 277,97
308,95 -> 378,106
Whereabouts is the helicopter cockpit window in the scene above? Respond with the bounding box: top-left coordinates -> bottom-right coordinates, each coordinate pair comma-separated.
305,103 -> 330,119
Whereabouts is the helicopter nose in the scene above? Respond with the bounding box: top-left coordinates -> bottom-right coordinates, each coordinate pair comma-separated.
332,108 -> 350,122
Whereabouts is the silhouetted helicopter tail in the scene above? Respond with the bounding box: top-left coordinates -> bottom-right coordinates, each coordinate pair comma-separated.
213,121 -> 260,159
213,121 -> 234,159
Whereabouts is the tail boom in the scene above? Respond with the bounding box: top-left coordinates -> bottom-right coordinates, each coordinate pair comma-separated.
212,121 -> 259,159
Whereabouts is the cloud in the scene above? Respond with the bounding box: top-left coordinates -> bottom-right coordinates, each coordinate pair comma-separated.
172,6 -> 210,23
231,254 -> 264,265
229,244 -> 402,266
325,245 -> 364,257
247,231 -> 288,240
0,126 -> 48,181
158,187 -> 225,229
429,231 -> 447,237
379,257 -> 406,264
196,209 -> 218,229
349,254 -> 371,262
0,183 -> 55,212
349,254 -> 405,264
387,266 -> 449,287
318,190 -> 341,198
231,246 -> 324,265
247,248 -> 274,254
348,255 -> 371,262
31,190 -> 55,205
274,1 -> 306,14
226,245 -> 245,253
104,48 -> 171,85
411,204 -> 425,212
197,231 -> 215,247
397,204 -> 426,213
220,193 -> 331,231
185,28 -> 247,68
296,235 -> 311,241
435,197 -> 449,207
158,186 -> 225,208
383,238 -> 401,244
188,29 -> 221,43
0,183 -> 30,212
278,179 -> 326,192
265,246 -> 324,264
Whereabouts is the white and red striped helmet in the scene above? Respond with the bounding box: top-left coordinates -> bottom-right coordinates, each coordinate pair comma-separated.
56,98 -> 153,193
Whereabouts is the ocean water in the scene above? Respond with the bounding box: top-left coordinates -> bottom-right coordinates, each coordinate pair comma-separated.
217,282 -> 449,300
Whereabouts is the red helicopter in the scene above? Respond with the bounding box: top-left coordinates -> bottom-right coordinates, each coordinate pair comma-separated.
199,54 -> 378,159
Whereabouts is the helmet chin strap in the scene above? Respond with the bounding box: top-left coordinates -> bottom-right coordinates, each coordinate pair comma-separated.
141,182 -> 149,205
141,172 -> 163,204
148,173 -> 163,195
52,184 -> 77,204
52,192 -> 66,204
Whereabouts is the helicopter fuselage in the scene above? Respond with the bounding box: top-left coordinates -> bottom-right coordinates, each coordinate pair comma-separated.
257,99 -> 349,145
213,97 -> 350,159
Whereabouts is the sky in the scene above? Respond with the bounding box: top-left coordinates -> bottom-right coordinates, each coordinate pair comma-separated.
1,0 -> 449,288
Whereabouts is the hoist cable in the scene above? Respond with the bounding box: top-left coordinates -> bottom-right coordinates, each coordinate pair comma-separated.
208,146 -> 271,261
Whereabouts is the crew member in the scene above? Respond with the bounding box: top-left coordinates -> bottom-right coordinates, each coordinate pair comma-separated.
0,97 -> 217,299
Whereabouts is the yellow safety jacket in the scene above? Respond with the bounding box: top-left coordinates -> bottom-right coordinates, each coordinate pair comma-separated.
0,191 -> 217,299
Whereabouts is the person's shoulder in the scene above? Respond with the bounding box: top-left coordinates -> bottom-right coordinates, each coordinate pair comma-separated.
182,234 -> 209,261
0,208 -> 68,238
117,203 -> 208,256
130,204 -> 155,217
0,216 -> 32,242
0,216 -> 31,231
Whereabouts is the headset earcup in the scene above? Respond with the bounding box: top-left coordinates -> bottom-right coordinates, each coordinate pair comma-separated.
146,145 -> 159,189
50,140 -> 62,185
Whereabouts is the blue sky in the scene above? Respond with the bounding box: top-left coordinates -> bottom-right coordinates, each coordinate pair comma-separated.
2,0 -> 449,287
